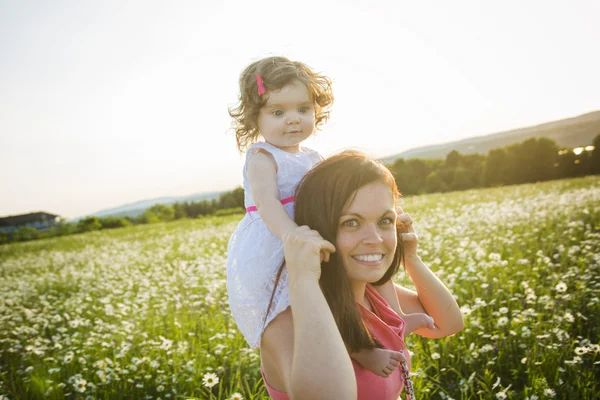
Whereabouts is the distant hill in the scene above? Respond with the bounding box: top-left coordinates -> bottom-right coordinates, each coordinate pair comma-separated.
69,111 -> 600,222
70,191 -> 223,222
380,110 -> 600,163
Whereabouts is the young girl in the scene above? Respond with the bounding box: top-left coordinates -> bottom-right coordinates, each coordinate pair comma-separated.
226,56 -> 434,379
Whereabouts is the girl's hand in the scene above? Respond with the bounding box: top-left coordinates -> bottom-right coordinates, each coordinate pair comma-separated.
282,225 -> 336,283
397,207 -> 419,260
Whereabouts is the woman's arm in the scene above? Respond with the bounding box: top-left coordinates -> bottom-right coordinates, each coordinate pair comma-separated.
261,226 -> 356,400
394,258 -> 463,339
246,150 -> 297,239
376,278 -> 436,336
395,212 -> 464,339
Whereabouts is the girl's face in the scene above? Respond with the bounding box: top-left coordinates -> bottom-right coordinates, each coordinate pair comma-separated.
256,80 -> 315,153
336,181 -> 398,293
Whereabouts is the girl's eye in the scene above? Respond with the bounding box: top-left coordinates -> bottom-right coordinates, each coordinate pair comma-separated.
299,106 -> 309,113
342,219 -> 359,228
272,110 -> 284,116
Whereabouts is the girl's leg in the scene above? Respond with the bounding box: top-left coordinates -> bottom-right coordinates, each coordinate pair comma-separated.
375,280 -> 435,335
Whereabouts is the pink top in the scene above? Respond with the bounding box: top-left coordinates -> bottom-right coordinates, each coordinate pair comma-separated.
261,284 -> 410,400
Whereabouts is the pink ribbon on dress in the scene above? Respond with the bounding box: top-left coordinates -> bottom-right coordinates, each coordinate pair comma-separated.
246,196 -> 294,212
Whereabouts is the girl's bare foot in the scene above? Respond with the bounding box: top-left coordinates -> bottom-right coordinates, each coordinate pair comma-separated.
401,312 -> 435,336
351,348 -> 405,378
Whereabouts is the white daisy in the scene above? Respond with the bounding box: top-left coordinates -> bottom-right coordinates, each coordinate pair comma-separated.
74,378 -> 87,393
202,372 -> 219,389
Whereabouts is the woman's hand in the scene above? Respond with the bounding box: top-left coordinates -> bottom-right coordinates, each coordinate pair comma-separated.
282,225 -> 336,283
397,207 -> 419,260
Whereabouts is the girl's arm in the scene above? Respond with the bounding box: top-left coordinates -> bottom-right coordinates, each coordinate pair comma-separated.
246,150 -> 297,239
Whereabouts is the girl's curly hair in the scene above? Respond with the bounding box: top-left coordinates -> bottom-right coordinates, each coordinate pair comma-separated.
228,56 -> 334,152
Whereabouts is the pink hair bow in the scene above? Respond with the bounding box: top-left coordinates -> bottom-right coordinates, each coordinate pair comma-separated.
256,73 -> 266,95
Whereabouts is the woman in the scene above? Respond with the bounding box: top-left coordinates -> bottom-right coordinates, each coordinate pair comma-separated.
259,150 -> 464,399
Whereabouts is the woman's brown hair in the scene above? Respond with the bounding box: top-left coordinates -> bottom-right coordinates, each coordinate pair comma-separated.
228,56 -> 334,152
265,150 -> 405,353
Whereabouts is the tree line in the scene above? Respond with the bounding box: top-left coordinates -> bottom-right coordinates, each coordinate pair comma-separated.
2,134 -> 599,245
391,135 -> 600,195
0,188 -> 245,245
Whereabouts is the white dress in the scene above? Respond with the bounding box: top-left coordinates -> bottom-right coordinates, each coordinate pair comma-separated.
226,141 -> 323,348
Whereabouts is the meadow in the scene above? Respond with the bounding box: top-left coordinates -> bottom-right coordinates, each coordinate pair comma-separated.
1,176 -> 599,400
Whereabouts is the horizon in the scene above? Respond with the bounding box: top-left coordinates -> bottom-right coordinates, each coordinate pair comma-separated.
2,0 -> 599,219
3,107 -> 596,221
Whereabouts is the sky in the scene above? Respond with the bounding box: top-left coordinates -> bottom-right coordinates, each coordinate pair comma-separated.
1,0 -> 599,219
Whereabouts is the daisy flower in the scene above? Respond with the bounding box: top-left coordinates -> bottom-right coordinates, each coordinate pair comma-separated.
74,378 -> 87,393
63,352 -> 74,364
202,372 -> 219,389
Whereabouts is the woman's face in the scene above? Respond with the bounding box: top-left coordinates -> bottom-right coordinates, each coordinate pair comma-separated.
336,181 -> 397,286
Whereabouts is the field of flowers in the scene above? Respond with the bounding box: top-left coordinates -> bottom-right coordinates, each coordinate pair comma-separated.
1,176 -> 599,400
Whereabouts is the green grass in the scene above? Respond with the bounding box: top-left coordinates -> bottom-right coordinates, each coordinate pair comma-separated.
1,177 -> 599,399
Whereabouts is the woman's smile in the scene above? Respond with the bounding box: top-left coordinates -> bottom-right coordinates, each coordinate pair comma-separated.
352,253 -> 385,266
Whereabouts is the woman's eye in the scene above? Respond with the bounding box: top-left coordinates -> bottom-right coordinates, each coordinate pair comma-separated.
379,217 -> 393,225
343,220 -> 359,227
272,110 -> 284,116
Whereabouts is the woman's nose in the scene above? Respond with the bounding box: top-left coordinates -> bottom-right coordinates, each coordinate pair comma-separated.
362,224 -> 384,244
